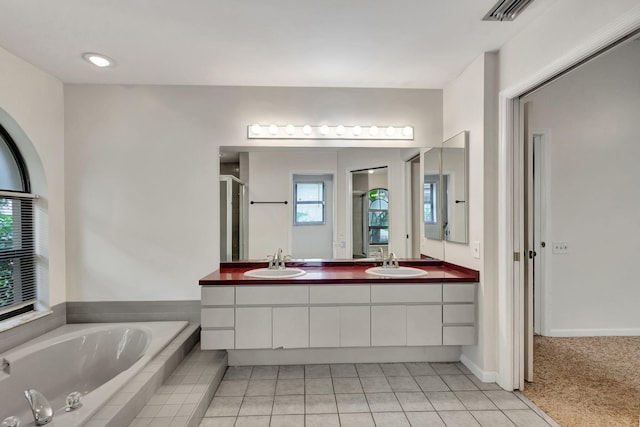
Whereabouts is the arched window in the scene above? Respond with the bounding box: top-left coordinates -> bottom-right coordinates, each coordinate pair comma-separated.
368,188 -> 388,245
0,123 -> 35,321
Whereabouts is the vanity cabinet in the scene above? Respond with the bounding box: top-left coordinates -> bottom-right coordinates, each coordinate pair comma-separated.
273,307 -> 309,349
200,282 -> 476,350
370,285 -> 442,347
309,306 -> 370,347
236,307 -> 272,349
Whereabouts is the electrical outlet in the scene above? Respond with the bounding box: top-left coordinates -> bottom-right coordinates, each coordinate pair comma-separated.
552,241 -> 569,254
471,241 -> 481,259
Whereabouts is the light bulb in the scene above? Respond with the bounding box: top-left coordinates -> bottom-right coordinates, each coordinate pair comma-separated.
352,126 -> 362,136
368,170 -> 374,174
302,125 -> 312,135
385,126 -> 395,136
319,125 -> 329,135
402,126 -> 413,137
268,124 -> 278,135
82,52 -> 113,68
336,125 -> 345,135
285,125 -> 295,135
369,126 -> 379,136
250,124 -> 262,135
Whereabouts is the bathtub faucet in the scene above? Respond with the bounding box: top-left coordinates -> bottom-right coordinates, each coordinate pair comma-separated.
24,389 -> 53,426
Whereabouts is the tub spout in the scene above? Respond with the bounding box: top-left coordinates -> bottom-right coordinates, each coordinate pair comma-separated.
23,389 -> 53,426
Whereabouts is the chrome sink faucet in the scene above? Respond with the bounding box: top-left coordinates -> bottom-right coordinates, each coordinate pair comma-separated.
24,389 -> 53,426
268,248 -> 290,270
378,248 -> 399,268
388,252 -> 399,268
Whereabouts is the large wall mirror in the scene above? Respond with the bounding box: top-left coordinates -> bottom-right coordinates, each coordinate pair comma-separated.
351,167 -> 388,258
219,146 -> 439,261
424,131 -> 469,244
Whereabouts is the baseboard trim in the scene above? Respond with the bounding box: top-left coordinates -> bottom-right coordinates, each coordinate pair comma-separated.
548,328 -> 640,337
228,346 -> 461,366
460,353 -> 498,384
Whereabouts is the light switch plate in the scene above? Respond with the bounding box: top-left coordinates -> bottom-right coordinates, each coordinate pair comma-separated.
471,241 -> 481,259
552,241 -> 569,254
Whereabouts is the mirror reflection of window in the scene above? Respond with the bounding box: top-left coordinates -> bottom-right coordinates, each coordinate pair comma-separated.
423,180 -> 437,224
294,182 -> 325,225
368,188 -> 388,245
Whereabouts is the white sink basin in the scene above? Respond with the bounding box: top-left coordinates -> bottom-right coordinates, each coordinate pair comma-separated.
244,267 -> 306,278
365,266 -> 428,278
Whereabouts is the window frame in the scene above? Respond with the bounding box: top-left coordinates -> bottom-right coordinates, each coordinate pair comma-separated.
423,180 -> 438,224
367,188 -> 389,245
293,181 -> 326,226
0,123 -> 35,322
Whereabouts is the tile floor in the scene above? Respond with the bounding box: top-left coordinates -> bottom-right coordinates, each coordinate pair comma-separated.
199,362 -> 553,427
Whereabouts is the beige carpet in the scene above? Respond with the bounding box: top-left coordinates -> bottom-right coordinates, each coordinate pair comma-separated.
523,335 -> 640,427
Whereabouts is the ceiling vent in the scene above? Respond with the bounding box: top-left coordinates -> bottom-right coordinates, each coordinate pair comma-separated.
483,0 -> 533,21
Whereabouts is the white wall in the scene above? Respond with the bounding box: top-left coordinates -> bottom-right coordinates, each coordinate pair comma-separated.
522,40 -> 640,335
0,46 -> 65,307
442,53 -> 499,380
499,0 -> 640,93
64,86 -> 442,301
247,151 -> 337,259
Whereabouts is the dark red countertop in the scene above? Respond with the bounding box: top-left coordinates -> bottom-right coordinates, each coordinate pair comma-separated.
199,259 -> 479,285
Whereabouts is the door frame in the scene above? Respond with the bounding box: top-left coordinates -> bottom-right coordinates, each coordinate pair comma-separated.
497,19 -> 640,390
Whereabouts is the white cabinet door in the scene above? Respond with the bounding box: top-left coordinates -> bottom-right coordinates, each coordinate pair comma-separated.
407,305 -> 442,346
310,306 -> 340,348
340,306 -> 370,347
273,307 -> 309,349
371,305 -> 406,346
235,307 -> 272,349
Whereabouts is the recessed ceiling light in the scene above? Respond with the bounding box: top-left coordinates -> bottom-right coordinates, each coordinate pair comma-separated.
82,52 -> 113,68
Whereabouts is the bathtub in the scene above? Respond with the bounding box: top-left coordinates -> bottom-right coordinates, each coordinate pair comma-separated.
0,321 -> 187,426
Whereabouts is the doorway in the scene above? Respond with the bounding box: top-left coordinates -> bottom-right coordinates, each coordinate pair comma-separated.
220,175 -> 246,262
506,27 -> 640,400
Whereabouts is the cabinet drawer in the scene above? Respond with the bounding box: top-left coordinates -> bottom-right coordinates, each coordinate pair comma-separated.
309,285 -> 369,304
236,286 -> 308,305
201,286 -> 234,305
371,284 -> 441,303
201,308 -> 234,328
443,284 -> 475,303
443,326 -> 475,345
201,330 -> 235,350
443,305 -> 475,324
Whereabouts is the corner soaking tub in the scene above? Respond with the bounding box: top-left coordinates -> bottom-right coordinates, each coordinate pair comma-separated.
0,321 -> 187,426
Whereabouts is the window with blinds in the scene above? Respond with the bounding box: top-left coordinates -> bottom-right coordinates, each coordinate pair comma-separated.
0,193 -> 35,320
1,122 -> 35,322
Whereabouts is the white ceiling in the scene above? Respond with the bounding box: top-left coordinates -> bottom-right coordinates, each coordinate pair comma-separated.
0,0 -> 553,88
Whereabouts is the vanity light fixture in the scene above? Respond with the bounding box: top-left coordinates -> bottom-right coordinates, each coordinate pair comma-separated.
82,52 -> 114,68
246,124 -> 414,140
250,124 -> 262,135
